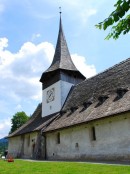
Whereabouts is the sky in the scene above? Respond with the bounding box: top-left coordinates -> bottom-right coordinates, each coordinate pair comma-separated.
0,0 -> 129,139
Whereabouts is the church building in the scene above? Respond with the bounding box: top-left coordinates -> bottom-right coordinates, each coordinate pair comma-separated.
8,15 -> 130,161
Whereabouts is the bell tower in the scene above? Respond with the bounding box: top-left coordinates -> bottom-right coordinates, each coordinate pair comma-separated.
40,15 -> 85,117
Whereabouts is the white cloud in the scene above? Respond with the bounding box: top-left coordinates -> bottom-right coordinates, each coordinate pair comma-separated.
0,39 -> 54,102
79,8 -> 97,25
0,37 -> 96,102
0,37 -> 8,51
72,54 -> 96,78
0,3 -> 5,13
0,100 -> 11,115
0,117 -> 11,138
0,38 -> 14,67
0,118 -> 11,130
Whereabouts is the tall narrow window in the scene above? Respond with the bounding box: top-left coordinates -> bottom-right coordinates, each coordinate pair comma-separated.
91,126 -> 96,141
57,132 -> 60,144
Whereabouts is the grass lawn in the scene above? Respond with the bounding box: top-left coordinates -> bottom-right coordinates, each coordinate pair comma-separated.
0,159 -> 130,174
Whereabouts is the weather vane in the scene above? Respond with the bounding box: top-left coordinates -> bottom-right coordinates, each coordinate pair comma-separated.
59,7 -> 62,16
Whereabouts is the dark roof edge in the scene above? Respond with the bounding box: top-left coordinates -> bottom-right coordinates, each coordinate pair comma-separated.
7,130 -> 39,139
7,103 -> 42,138
43,109 -> 130,133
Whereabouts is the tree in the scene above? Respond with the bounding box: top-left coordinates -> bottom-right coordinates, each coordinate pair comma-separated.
10,112 -> 29,134
96,0 -> 130,39
0,139 -> 8,155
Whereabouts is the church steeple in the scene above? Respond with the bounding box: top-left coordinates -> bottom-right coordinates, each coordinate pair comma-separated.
40,15 -> 85,117
40,16 -> 85,88
44,16 -> 78,73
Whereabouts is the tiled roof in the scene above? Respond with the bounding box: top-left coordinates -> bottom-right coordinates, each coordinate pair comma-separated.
8,104 -> 56,137
43,58 -> 130,132
63,58 -> 130,110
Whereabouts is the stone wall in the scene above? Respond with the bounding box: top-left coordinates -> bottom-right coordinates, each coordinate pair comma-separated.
46,112 -> 130,161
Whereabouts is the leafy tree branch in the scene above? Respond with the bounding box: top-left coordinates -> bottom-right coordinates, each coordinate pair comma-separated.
96,0 -> 130,39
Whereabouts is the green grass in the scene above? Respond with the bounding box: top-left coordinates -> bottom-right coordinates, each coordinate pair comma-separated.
0,159 -> 130,174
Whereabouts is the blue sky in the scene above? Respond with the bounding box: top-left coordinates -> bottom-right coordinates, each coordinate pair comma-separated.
0,0 -> 129,138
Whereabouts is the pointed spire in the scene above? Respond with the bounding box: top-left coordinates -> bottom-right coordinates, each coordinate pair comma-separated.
40,14 -> 86,84
59,7 -> 62,16
44,14 -> 78,73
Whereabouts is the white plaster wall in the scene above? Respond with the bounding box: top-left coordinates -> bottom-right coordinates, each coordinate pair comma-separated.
61,81 -> 73,106
8,132 -> 38,158
42,81 -> 73,117
46,113 -> 130,161
23,132 -> 38,158
8,136 -> 22,158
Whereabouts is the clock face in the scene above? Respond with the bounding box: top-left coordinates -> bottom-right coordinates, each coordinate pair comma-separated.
46,88 -> 55,103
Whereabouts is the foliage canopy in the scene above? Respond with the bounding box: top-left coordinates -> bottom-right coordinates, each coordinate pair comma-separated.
10,111 -> 29,134
96,0 -> 130,39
